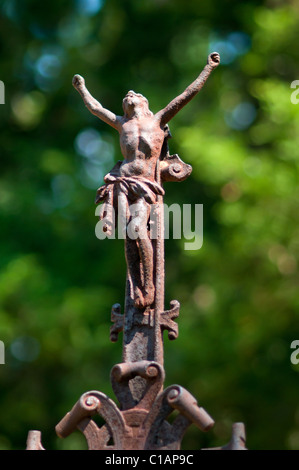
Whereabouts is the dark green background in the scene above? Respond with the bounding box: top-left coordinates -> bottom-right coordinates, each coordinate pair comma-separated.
0,0 -> 299,450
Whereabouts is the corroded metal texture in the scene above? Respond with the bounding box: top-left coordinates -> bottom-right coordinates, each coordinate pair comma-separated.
54,361 -> 215,450
90,53 -> 221,383
26,431 -> 44,450
26,52 -> 247,451
75,51 -> 220,314
202,423 -> 247,450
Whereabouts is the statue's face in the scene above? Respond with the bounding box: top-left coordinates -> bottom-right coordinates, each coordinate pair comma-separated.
122,91 -> 149,114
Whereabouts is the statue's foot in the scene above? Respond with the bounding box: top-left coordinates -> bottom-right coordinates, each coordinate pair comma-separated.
143,284 -> 155,307
134,285 -> 155,309
134,287 -> 145,309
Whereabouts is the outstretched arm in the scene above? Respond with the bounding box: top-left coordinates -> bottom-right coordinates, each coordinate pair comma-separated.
72,75 -> 122,131
156,52 -> 220,126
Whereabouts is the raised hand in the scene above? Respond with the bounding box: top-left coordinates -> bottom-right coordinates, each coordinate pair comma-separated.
72,74 -> 85,91
207,52 -> 220,68
72,74 -> 121,131
157,52 -> 220,125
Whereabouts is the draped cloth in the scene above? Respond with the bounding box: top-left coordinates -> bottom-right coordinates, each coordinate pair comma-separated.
95,173 -> 165,235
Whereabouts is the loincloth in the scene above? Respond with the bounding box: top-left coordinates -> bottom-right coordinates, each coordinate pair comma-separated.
95,174 -> 164,233
95,174 -> 164,205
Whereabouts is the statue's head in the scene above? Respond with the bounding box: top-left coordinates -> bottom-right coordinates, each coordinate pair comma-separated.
122,91 -> 152,117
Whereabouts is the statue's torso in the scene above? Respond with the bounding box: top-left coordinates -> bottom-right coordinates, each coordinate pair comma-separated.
119,117 -> 164,180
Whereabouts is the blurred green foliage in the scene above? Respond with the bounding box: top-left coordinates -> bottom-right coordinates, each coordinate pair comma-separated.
0,0 -> 299,450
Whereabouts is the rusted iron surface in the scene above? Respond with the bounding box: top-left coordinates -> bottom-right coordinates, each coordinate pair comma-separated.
26,430 -> 45,450
75,52 -> 220,368
54,362 -> 214,450
73,51 -> 220,313
202,423 -> 247,450
26,51 -> 247,451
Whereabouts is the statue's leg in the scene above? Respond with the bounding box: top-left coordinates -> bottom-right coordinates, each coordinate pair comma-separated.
128,198 -> 154,308
118,191 -> 143,303
125,237 -> 142,300
137,234 -> 155,308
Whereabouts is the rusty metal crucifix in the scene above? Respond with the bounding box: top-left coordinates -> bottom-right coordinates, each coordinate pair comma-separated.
26,52 -> 247,451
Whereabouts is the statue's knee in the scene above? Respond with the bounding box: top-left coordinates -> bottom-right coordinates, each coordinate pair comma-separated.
132,222 -> 139,233
126,220 -> 140,240
127,214 -> 148,240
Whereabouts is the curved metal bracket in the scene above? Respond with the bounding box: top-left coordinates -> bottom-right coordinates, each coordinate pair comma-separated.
160,300 -> 180,340
202,422 -> 247,450
55,390 -> 126,449
110,360 -> 164,411
143,384 -> 214,449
